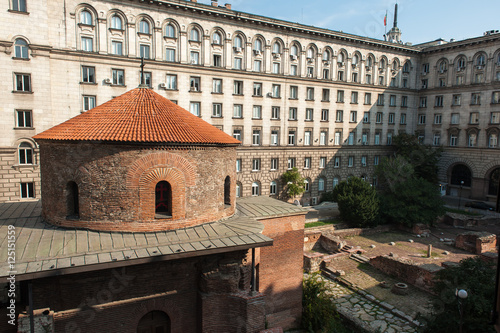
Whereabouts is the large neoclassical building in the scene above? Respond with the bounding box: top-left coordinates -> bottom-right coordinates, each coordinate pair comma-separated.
1,0 -> 499,204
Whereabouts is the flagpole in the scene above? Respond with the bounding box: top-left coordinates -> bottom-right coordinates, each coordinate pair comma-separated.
384,10 -> 387,36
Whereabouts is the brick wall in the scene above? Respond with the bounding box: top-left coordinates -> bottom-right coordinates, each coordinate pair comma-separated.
258,214 -> 305,330
37,141 -> 237,231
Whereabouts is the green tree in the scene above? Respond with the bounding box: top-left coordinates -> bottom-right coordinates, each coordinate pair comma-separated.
425,257 -> 496,333
331,177 -> 379,228
281,167 -> 305,198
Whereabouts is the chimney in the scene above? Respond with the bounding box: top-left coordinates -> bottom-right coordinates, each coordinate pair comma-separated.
191,0 -> 197,2
211,1 -> 218,6
225,3 -> 231,9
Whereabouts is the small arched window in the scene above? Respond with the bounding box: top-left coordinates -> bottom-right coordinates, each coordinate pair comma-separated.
307,48 -> 314,59
380,58 -> 386,69
270,181 -> 277,196
165,24 -> 176,38
14,39 -> 29,59
18,142 -> 33,164
236,182 -> 242,198
318,178 -> 325,191
304,179 -> 310,192
137,311 -> 171,333
251,182 -> 260,196
212,32 -> 221,44
190,28 -> 200,41
488,168 -> 500,196
402,61 -> 410,73
272,42 -> 280,54
290,45 -> 298,56
352,54 -> 359,65
111,15 -> 122,30
457,57 -> 466,70
438,60 -> 447,72
392,60 -> 398,70
234,36 -> 242,48
66,181 -> 79,219
139,20 -> 150,34
155,181 -> 172,218
338,52 -> 345,63
367,56 -> 373,67
80,10 -> 92,25
224,176 -> 231,205
468,131 -> 477,147
323,50 -> 330,61
254,39 -> 262,51
476,54 -> 486,66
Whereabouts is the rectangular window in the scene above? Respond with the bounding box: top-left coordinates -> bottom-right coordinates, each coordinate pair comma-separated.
166,74 -> 177,90
319,157 -> 326,169
234,57 -> 242,70
348,156 -> 354,167
348,131 -> 355,145
190,77 -> 200,91
290,86 -> 298,99
366,74 -> 372,84
233,129 -> 242,141
12,0 -> 27,12
82,66 -> 95,83
82,95 -> 96,111
361,156 -> 367,167
307,67 -> 314,77
322,89 -> 330,102
362,131 -> 368,145
337,90 -> 344,102
252,159 -> 260,171
336,110 -> 343,122
16,110 -> 32,128
400,113 -> 407,125
351,91 -> 358,104
271,107 -> 280,120
434,114 -> 442,124
213,54 -> 222,67
233,81 -> 243,95
288,130 -> 296,145
435,95 -> 444,107
271,158 -> 279,171
236,159 -> 241,172
378,76 -> 385,85
334,131 -> 342,145
233,104 -> 242,118
491,112 -> 500,124
374,156 -> 380,166
290,65 -> 298,76
272,62 -> 280,74
190,102 -> 200,116
439,78 -> 446,87
433,134 -> 441,146
190,51 -> 200,65
304,157 -> 311,169
305,108 -> 313,121
112,41 -> 123,55
81,37 -> 93,52
469,112 -> 479,124
492,92 -> 500,104
141,71 -> 152,88
387,132 -> 393,145
20,147 -> 34,164
389,95 -> 396,106
374,132 -> 381,145
306,87 -> 314,100
320,131 -> 327,145
334,157 -> 340,168
252,105 -> 262,119
270,130 -> 279,145
304,130 -> 312,145
377,94 -> 384,106
418,114 -> 426,125
471,93 -> 481,105
253,82 -> 262,96
421,79 -> 428,89
212,79 -> 222,93
287,158 -> 296,169
212,103 -> 222,117
140,44 -> 150,59
20,182 -> 35,199
451,113 -> 460,124
338,71 -> 344,81
350,111 -> 357,123
254,60 -> 262,72
363,112 -> 370,123
252,129 -> 261,145
111,69 -> 124,85
419,97 -> 427,108
352,72 -> 358,83
450,134 -> 458,146
289,108 -> 297,120
364,93 -> 372,105
376,112 -> 383,123
272,84 -> 281,98
422,63 -> 429,73
166,48 -> 176,62
14,73 -> 31,92
321,109 -> 329,121
456,75 -> 464,85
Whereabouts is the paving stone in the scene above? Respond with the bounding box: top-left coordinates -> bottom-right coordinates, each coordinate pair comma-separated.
370,320 -> 387,331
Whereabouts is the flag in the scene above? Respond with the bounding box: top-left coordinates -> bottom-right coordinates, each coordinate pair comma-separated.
384,11 -> 387,26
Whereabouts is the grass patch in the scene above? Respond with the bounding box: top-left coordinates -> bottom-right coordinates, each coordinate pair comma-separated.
305,219 -> 338,228
420,249 -> 441,257
445,208 -> 481,216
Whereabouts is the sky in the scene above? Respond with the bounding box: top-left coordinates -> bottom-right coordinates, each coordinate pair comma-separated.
196,0 -> 500,44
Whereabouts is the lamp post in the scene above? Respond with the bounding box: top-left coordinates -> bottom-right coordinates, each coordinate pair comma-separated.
456,289 -> 468,333
458,180 -> 464,208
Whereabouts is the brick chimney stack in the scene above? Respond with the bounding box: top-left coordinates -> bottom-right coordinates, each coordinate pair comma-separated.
211,1 -> 218,6
225,3 -> 231,9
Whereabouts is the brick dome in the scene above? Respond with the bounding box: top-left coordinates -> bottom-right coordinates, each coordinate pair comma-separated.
34,88 -> 239,232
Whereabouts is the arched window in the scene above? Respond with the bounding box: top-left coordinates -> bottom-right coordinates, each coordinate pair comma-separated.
111,15 -> 122,30
318,178 -> 325,191
476,54 -> 486,66
155,181 -> 172,218
380,58 -> 386,69
438,60 -> 447,72
307,48 -> 314,59
270,181 -> 277,196
304,179 -> 310,192
224,176 -> 231,205
234,36 -> 242,48
139,20 -> 150,34
457,57 -> 466,70
392,60 -> 398,70
352,54 -> 359,65
323,50 -> 330,61
367,56 -> 373,67
236,182 -> 242,198
251,182 -> 260,196
137,311 -> 171,333
165,24 -> 176,38
190,28 -> 200,41
66,181 -> 79,218
290,45 -> 298,56
254,39 -> 262,51
272,42 -> 280,54
18,142 -> 33,164
402,61 -> 410,73
15,39 -> 29,59
450,164 -> 472,187
212,32 -> 221,44
488,168 -> 500,196
80,10 -> 92,25
338,52 -> 345,63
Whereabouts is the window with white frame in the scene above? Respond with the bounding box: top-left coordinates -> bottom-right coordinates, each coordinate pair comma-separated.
111,41 -> 123,55
433,133 -> 441,146
289,108 -> 297,120
80,10 -> 92,25
319,157 -> 326,169
337,90 -> 344,102
418,114 -> 426,125
491,112 -> 500,124
451,113 -> 460,124
334,131 -> 341,145
306,87 -> 314,100
18,142 -> 33,164
364,93 -> 371,105
334,157 -> 340,168
236,159 -> 241,172
492,92 -> 500,104
469,112 -> 479,124
190,77 -> 200,91
81,66 -> 95,83
271,107 -> 280,120
165,24 -> 176,38
252,129 -> 261,145
272,84 -> 281,97
270,181 -> 277,196
254,60 -> 262,72
81,36 -> 93,52
361,156 -> 367,167
348,131 -> 355,145
16,110 -> 32,128
321,109 -> 329,121
400,113 -> 407,125
234,81 -> 243,95
166,74 -> 177,90
212,79 -> 222,93
251,182 -> 260,196
139,20 -> 150,34
234,57 -> 243,70
236,182 -> 241,197
363,112 -> 370,123
233,129 -> 242,141
320,131 -> 327,145
287,157 -> 296,169
435,95 -> 444,107
389,95 -> 396,106
212,103 -> 222,118
212,32 -> 222,44
112,69 -> 124,85
351,91 -> 358,104
322,89 -> 330,102
82,95 -> 96,111
305,108 -> 313,121
333,177 -> 339,188
190,102 -> 200,116
272,62 -> 280,74
165,48 -> 176,62
190,51 -> 200,65
304,130 -> 312,145
374,155 -> 380,166
288,130 -> 296,145
388,113 -> 395,124
449,133 -> 458,146
489,132 -> 498,148
271,158 -> 279,170
362,131 -> 368,145
336,110 -> 343,122
252,105 -> 262,119
377,94 -> 384,106
304,179 -> 310,192
434,114 -> 442,125
12,0 -> 27,12
190,28 -> 200,41
233,104 -> 242,118
253,82 -> 262,96
252,158 -> 260,171
139,44 -> 150,59
318,178 -> 325,191
471,93 -> 481,105
14,39 -> 29,59
350,111 -> 357,123
20,182 -> 35,199
213,54 -> 222,67
304,157 -> 311,169
290,86 -> 298,99
290,65 -> 298,76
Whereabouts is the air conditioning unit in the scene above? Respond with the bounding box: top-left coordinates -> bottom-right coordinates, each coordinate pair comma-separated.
379,68 -> 384,73
273,52 -> 281,59
323,61 -> 331,66
457,67 -> 464,72
307,57 -> 313,63
266,92 -> 273,97
253,49 -> 261,55
311,197 -> 318,205
307,73 -> 313,78
476,65 -> 484,70
191,59 -> 197,64
338,62 -> 344,67
290,55 -> 297,61
439,69 -> 447,74
159,83 -> 166,89
104,78 -> 111,84
352,63 -> 358,68
234,47 -> 242,53
365,66 -> 371,71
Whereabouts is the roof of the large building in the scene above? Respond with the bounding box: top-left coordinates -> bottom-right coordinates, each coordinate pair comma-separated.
33,87 -> 241,146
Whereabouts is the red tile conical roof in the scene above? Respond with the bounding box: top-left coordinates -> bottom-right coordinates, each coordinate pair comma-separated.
33,88 -> 241,145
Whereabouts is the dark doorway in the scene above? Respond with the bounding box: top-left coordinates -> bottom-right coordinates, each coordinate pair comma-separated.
155,181 -> 172,218
224,176 -> 231,206
66,181 -> 79,219
489,168 -> 500,196
450,164 -> 472,187
137,310 -> 171,333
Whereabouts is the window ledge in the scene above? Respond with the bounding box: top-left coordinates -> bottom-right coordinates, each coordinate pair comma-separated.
232,94 -> 244,97
336,101 -> 344,103
8,9 -> 29,15
12,91 -> 33,94
12,57 -> 30,61
13,164 -> 39,170
165,89 -> 178,92
270,118 -> 280,121
232,117 -> 243,120
80,82 -> 98,85
14,127 -> 35,130
321,100 -> 330,103
110,84 -> 127,88
137,32 -> 152,37
109,28 -> 124,33
211,116 -> 223,119
211,92 -> 223,95
305,99 -> 314,102
251,118 -> 262,120
189,90 -> 202,93
252,95 -> 263,98
288,97 -> 298,100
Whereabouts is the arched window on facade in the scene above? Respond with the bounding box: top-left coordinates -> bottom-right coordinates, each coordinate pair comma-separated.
333,177 -> 339,188
139,20 -> 150,34
304,178 -> 310,192
488,168 -> 500,196
165,24 -> 176,38
224,176 -> 231,205
450,164 -> 472,187
80,10 -> 92,25
270,180 -> 277,196
111,15 -> 122,30
15,39 -> 29,59
272,42 -> 280,54
290,45 -> 298,56
190,28 -> 200,41
323,49 -> 330,61
18,142 -> 33,164
234,35 -> 243,48
251,182 -> 260,196
155,181 -> 172,218
66,181 -> 79,219
137,310 -> 171,333
212,32 -> 221,45
254,39 -> 262,52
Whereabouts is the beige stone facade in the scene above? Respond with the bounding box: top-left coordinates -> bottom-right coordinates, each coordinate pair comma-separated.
1,0 -> 499,203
